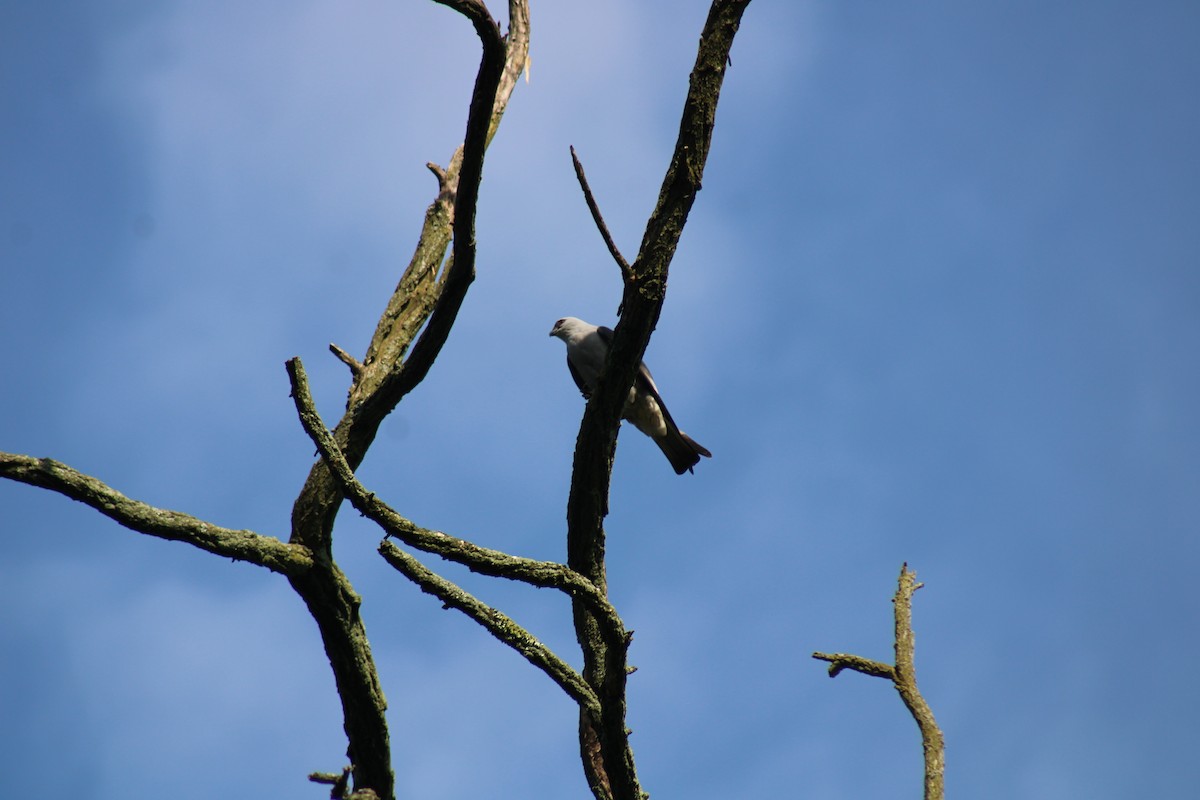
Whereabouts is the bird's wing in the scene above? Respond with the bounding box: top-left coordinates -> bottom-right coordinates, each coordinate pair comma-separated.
596,325 -> 686,433
588,322 -> 710,472
636,366 -> 683,433
567,358 -> 591,399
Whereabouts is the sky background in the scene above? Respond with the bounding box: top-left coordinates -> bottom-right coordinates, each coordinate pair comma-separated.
2,1 -> 1198,798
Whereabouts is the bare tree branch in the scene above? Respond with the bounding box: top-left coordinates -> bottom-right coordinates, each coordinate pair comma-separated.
570,145 -> 633,285
812,564 -> 946,800
564,3 -> 752,798
285,356 -> 625,639
892,565 -> 945,800
0,452 -> 312,576
378,540 -> 602,722
310,766 -> 380,800
280,5 -> 530,797
355,0 -> 508,425
292,354 -> 609,749
290,0 -> 530,556
1,5 -> 764,799
811,652 -> 895,680
330,343 -> 365,379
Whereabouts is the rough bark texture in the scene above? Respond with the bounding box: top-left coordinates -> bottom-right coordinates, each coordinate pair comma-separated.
0,454 -> 311,575
0,3 -> 771,799
812,564 -> 946,800
280,4 -> 528,796
892,566 -> 946,800
4,4 -> 530,799
564,3 -> 752,798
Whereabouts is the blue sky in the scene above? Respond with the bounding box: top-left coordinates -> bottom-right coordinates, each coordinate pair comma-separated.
2,1 -> 1198,797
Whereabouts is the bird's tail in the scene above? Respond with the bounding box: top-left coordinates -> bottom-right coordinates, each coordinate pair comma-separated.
656,428 -> 712,475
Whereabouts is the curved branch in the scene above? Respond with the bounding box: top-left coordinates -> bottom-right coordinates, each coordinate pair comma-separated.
492,0 -> 530,145
357,0 -> 507,423
0,452 -> 312,576
286,357 -> 625,638
379,540 -> 602,721
290,0 -> 530,555
293,348 -> 609,756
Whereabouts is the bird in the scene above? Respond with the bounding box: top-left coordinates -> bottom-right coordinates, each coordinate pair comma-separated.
549,316 -> 711,474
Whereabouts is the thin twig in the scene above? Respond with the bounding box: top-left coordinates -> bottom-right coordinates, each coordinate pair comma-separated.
289,354 -> 605,718
811,652 -> 895,680
570,145 -> 633,285
330,343 -> 364,378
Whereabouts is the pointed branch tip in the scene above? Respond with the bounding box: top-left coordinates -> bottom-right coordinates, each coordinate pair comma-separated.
329,343 -> 364,378
569,145 -> 634,286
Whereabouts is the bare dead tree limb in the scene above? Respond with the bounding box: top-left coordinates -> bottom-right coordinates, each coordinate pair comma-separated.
378,540 -> 603,722
564,3 -> 752,798
280,4 -> 529,797
285,357 -> 625,638
2,4 -> 762,799
812,564 -> 946,800
811,652 -> 895,680
0,452 -> 312,576
291,0 -> 529,556
570,145 -> 633,285
309,766 -> 381,800
291,349 -> 610,747
330,343 -> 365,379
356,0 -> 508,423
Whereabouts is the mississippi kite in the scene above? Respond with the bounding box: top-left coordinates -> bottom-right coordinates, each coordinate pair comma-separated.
549,316 -> 711,474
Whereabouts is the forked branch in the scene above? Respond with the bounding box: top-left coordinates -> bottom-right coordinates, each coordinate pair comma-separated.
285,357 -> 624,639
378,540 -> 602,721
291,0 -> 530,553
288,354 -> 606,725
283,4 -> 530,798
812,564 -> 946,800
563,3 -> 752,799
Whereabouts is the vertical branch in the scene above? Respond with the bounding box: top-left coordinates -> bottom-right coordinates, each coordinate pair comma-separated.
565,2 -> 751,798
892,565 -> 945,800
288,564 -> 393,798
812,564 -> 946,800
